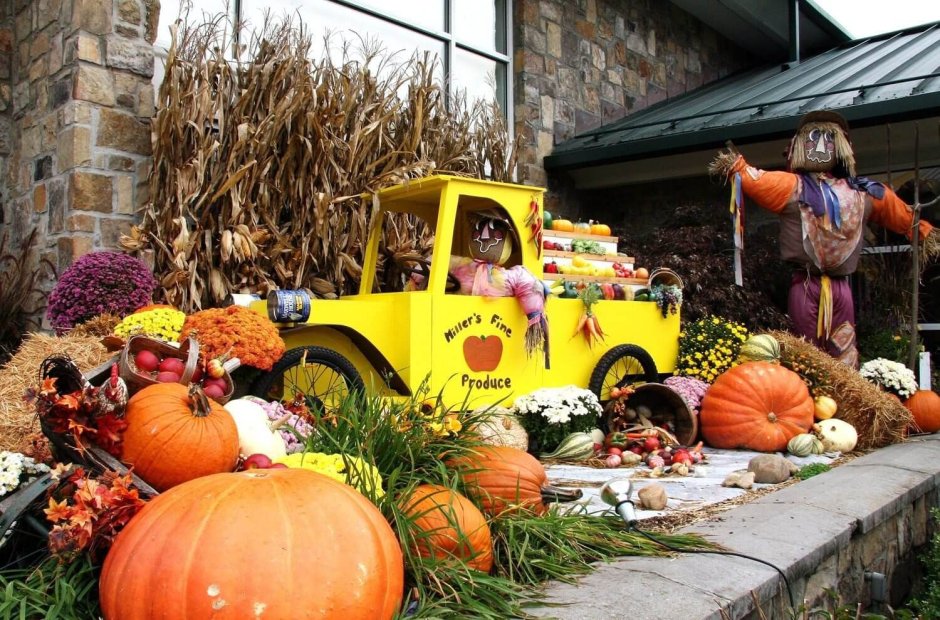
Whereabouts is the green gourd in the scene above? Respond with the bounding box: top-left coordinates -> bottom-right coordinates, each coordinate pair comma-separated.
738,334 -> 781,363
787,433 -> 824,457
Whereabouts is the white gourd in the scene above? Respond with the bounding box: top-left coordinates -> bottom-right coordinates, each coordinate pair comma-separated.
813,419 -> 858,453
224,398 -> 287,459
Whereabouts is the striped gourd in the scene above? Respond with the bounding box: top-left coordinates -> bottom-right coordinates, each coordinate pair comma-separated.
738,334 -> 781,363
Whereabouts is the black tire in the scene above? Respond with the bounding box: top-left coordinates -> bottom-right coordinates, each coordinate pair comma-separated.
250,346 -> 364,412
588,344 -> 658,403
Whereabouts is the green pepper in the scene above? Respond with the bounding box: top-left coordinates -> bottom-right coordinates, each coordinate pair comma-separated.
561,281 -> 579,299
604,431 -> 629,450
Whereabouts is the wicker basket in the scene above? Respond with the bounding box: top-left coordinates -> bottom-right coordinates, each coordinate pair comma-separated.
648,268 -> 684,290
604,383 -> 698,446
119,335 -> 200,394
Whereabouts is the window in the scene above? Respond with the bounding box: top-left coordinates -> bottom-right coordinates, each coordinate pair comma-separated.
154,0 -> 511,118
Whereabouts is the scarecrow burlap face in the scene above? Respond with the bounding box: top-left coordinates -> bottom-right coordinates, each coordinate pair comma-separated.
468,210 -> 515,265
787,111 -> 856,177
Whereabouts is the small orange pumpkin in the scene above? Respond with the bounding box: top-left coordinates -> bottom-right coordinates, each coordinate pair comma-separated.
121,383 -> 240,491
100,469 -> 404,619
448,446 -> 548,516
590,222 -> 611,236
905,390 -> 940,433
551,218 -> 574,232
699,361 -> 814,452
400,484 -> 493,573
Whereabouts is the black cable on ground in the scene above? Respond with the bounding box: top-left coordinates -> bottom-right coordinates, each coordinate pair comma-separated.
629,522 -> 797,610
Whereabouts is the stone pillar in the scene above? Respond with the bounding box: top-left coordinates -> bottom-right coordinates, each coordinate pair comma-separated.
4,0 -> 157,278
0,0 -> 13,235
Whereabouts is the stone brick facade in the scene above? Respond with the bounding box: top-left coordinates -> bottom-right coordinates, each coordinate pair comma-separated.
0,0 -> 157,279
512,0 -> 754,213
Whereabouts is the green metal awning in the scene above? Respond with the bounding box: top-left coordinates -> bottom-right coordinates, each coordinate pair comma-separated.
545,21 -> 940,188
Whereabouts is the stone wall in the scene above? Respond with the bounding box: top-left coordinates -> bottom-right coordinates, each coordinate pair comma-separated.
512,0 -> 754,213
1,0 -> 157,281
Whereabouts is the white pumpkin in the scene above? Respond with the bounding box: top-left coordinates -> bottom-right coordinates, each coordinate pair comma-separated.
471,406 -> 529,452
224,398 -> 287,459
813,419 -> 858,453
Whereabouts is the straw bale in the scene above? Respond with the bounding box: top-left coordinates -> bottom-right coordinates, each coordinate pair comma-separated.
770,331 -> 912,450
0,332 -> 112,453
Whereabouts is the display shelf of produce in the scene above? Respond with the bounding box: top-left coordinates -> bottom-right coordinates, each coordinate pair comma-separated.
544,230 -> 618,243
543,249 -> 634,264
543,274 -> 649,286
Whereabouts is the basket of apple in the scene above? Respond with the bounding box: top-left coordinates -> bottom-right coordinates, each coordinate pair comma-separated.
119,335 -> 235,403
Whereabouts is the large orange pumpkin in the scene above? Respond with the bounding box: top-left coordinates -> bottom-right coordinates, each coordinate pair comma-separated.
905,390 -> 940,433
400,484 -> 493,573
448,446 -> 548,516
699,361 -> 814,452
121,383 -> 240,491
551,219 -> 574,232
100,469 -> 404,619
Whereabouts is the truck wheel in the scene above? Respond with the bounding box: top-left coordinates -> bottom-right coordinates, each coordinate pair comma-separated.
588,344 -> 658,403
251,346 -> 364,413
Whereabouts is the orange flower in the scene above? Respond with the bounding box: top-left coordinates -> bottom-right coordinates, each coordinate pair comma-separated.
180,306 -> 286,370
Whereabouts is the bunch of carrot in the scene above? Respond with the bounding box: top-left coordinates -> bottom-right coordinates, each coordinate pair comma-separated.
574,284 -> 605,347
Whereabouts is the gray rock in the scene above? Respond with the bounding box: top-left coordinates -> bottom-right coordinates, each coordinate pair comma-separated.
748,454 -> 794,483
722,470 -> 755,489
637,483 -> 668,510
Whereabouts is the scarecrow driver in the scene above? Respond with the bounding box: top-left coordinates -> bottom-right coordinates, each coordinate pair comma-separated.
710,110 -> 937,367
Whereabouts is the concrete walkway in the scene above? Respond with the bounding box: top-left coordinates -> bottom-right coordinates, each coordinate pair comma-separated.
527,434 -> 940,620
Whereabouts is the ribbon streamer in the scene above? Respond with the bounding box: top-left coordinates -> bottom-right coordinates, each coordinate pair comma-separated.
817,274 -> 833,342
730,172 -> 744,287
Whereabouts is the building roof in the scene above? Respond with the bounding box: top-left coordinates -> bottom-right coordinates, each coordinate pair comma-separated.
545,21 -> 940,189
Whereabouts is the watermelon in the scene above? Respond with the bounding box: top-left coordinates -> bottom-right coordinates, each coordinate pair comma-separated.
543,210 -> 553,230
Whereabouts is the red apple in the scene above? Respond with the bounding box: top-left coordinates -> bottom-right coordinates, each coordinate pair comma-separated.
643,436 -> 661,452
134,350 -> 160,373
158,357 -> 186,376
462,335 -> 503,372
242,453 -> 273,470
203,383 -> 226,401
202,377 -> 227,392
156,371 -> 181,383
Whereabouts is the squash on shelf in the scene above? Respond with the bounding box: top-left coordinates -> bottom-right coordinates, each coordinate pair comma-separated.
590,222 -> 611,236
551,218 -> 574,232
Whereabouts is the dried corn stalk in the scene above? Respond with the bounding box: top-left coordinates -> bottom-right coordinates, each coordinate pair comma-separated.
124,14 -> 521,311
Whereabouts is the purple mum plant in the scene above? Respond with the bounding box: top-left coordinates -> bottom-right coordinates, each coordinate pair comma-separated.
663,375 -> 710,415
46,251 -> 158,331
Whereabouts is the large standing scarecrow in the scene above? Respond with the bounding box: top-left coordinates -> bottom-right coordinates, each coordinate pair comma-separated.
710,110 -> 938,366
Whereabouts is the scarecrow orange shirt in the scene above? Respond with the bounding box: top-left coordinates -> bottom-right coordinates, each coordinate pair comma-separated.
728,155 -> 934,277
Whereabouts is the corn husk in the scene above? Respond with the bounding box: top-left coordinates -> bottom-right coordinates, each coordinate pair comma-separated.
126,13 -> 521,312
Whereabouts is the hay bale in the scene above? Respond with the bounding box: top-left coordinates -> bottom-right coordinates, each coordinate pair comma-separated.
0,332 -> 113,453
770,331 -> 912,450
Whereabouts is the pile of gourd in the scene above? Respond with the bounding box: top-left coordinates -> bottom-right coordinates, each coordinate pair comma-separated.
697,335 -> 859,457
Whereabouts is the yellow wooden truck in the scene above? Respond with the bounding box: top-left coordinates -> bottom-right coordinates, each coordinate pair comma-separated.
249,175 -> 679,411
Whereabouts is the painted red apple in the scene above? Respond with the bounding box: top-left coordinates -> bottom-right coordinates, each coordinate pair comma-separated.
463,335 -> 503,372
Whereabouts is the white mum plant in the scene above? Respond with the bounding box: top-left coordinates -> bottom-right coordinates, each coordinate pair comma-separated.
859,358 -> 918,400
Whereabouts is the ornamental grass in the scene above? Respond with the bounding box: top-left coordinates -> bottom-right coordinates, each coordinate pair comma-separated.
124,13 -> 520,312
770,330 -> 913,449
301,381 -> 715,618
